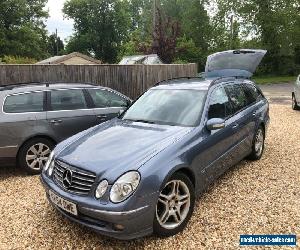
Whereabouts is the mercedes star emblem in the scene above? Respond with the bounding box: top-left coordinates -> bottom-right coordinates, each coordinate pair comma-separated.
62,169 -> 73,189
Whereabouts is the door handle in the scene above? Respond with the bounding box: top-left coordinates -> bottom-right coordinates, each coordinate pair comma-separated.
232,123 -> 239,129
50,119 -> 62,124
97,115 -> 107,119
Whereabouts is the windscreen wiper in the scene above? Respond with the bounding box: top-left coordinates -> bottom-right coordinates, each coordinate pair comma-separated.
126,119 -> 156,124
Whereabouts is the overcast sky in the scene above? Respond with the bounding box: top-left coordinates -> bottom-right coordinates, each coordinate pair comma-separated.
45,0 -> 217,42
45,0 -> 74,41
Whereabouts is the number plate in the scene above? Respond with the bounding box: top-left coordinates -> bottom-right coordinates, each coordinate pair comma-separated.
49,190 -> 78,216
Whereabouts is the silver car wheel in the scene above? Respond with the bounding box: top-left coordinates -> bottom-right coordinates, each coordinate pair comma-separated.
292,95 -> 296,109
254,129 -> 264,156
156,180 -> 190,230
26,143 -> 51,170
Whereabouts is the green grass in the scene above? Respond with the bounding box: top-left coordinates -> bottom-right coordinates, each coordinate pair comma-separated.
253,76 -> 297,85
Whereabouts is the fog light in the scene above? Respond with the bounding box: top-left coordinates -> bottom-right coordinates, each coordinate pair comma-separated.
95,180 -> 108,199
113,224 -> 125,231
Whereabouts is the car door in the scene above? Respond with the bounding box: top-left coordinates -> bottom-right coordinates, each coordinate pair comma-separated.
223,83 -> 256,163
0,91 -> 47,159
196,85 -> 238,183
46,88 -> 97,142
295,75 -> 300,102
86,88 -> 129,125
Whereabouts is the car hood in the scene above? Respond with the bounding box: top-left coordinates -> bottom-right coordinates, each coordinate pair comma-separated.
56,119 -> 192,181
205,49 -> 267,78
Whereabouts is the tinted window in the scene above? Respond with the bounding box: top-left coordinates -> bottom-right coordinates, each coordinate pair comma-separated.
225,85 -> 248,113
243,83 -> 262,104
208,87 -> 233,119
88,89 -> 128,108
4,92 -> 44,113
123,89 -> 206,127
50,89 -> 87,111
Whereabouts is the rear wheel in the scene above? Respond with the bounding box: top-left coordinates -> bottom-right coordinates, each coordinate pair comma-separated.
248,126 -> 265,161
292,94 -> 300,110
153,172 -> 195,237
18,138 -> 55,175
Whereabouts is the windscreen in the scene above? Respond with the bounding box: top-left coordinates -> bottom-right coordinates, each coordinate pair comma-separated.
122,89 -> 206,127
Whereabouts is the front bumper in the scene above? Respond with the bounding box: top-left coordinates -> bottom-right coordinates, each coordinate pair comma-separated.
40,173 -> 156,240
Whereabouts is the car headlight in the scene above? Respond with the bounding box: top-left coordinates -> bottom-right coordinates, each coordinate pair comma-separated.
48,160 -> 55,176
44,152 -> 54,172
110,171 -> 140,203
95,180 -> 108,199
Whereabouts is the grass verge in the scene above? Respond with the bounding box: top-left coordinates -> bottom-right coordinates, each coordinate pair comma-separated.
253,76 -> 297,84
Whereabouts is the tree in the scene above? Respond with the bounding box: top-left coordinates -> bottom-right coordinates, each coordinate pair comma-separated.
0,0 -> 49,59
174,36 -> 204,65
47,34 -> 65,56
63,0 -> 131,63
213,0 -> 300,75
143,7 -> 180,63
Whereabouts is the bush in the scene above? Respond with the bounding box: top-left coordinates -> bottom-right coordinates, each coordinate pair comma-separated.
2,55 -> 37,64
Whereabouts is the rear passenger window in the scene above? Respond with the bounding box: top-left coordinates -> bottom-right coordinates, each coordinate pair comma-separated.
225,85 -> 248,113
88,89 -> 128,108
50,89 -> 87,111
3,92 -> 44,113
208,87 -> 233,120
243,83 -> 262,104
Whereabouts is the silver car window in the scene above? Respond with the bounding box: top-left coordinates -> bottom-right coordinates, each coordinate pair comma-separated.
88,89 -> 128,108
50,89 -> 87,111
3,92 -> 44,113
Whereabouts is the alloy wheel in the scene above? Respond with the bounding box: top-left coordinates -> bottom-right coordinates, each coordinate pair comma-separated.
156,180 -> 191,230
254,129 -> 264,156
26,143 -> 51,170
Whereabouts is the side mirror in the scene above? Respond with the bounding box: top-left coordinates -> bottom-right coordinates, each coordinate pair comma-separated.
206,118 -> 225,131
118,109 -> 125,116
127,100 -> 132,107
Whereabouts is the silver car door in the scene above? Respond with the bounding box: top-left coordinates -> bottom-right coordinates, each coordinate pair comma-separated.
87,88 -> 129,124
46,88 -> 96,142
295,75 -> 300,102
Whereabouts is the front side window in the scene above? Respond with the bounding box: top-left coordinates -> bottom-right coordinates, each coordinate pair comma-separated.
50,89 -> 87,111
208,87 -> 233,120
225,84 -> 248,114
122,89 -> 206,127
3,92 -> 44,113
88,89 -> 128,108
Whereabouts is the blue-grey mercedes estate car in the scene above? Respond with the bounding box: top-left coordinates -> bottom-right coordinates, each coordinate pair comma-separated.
41,49 -> 270,240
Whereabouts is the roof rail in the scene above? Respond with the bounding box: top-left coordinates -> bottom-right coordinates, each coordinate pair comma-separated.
209,76 -> 237,87
154,77 -> 204,86
0,81 -> 47,88
154,76 -> 240,88
0,81 -> 104,92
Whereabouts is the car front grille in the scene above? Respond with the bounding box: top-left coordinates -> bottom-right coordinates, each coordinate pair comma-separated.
53,160 -> 96,195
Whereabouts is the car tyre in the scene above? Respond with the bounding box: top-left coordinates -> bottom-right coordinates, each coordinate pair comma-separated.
153,172 -> 195,237
292,94 -> 300,110
247,126 -> 265,161
18,138 -> 55,175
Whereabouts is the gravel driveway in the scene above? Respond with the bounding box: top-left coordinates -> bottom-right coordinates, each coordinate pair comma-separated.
0,104 -> 299,249
259,83 -> 293,105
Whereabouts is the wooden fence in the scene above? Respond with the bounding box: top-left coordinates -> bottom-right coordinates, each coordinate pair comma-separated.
0,64 -> 197,99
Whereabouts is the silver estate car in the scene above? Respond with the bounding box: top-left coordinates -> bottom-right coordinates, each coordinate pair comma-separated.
0,83 -> 131,174
292,74 -> 300,110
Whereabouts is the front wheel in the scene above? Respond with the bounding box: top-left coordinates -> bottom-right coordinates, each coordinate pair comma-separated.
247,126 -> 265,161
153,172 -> 195,237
